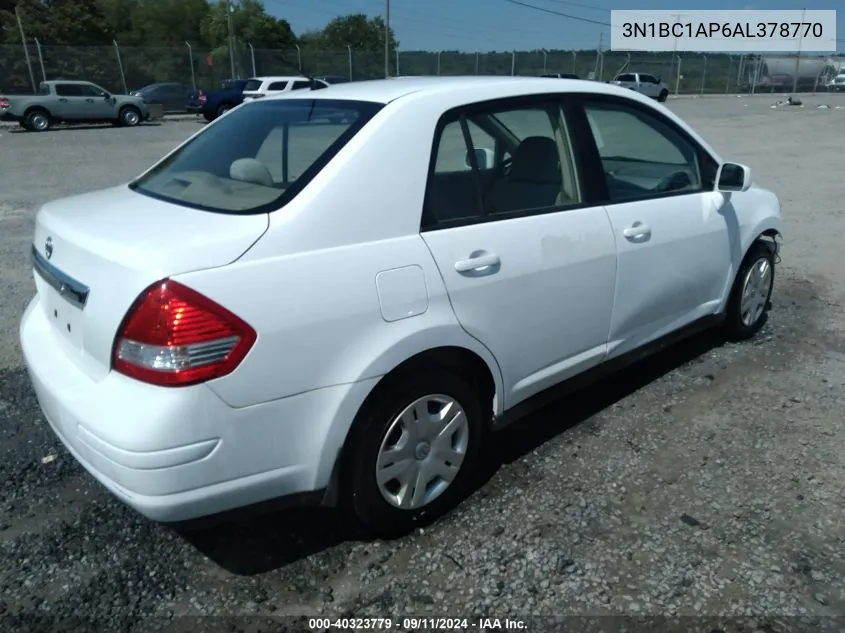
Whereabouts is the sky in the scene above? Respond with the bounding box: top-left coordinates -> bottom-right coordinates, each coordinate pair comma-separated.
263,0 -> 843,53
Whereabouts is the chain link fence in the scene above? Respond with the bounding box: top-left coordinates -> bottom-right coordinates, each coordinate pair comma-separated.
1,42 -> 843,96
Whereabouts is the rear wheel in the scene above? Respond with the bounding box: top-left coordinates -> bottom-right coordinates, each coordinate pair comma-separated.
25,109 -> 50,132
216,104 -> 232,117
658,89 -> 669,102
343,367 -> 487,538
723,240 -> 776,341
119,106 -> 141,127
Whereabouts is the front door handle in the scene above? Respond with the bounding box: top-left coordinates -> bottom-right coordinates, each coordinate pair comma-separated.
454,251 -> 501,274
85,98 -> 94,102
622,221 -> 651,240
58,98 -> 68,102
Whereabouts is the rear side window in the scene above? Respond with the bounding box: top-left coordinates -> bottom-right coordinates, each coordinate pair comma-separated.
616,73 -> 636,82
267,81 -> 288,90
291,81 -> 311,90
129,99 -> 384,215
243,80 -> 263,91
55,84 -> 82,96
38,82 -> 51,95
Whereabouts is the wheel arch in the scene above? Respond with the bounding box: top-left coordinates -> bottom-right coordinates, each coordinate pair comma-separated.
319,339 -> 503,507
23,104 -> 52,119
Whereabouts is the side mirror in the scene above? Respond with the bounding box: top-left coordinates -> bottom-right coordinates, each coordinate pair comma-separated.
716,162 -> 752,192
464,147 -> 495,170
102,93 -> 111,99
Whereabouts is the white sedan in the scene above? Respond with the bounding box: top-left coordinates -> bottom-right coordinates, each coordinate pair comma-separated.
20,76 -> 782,538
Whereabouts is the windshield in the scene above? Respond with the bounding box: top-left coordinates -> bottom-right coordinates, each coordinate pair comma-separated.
129,98 -> 383,215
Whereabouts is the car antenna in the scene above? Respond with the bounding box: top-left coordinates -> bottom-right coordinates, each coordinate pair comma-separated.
279,56 -> 327,91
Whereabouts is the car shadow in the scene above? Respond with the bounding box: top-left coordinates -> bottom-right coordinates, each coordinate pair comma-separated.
175,328 -> 725,576
8,122 -> 162,133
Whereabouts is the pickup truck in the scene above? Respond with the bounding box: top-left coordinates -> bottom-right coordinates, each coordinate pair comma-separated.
0,80 -> 149,131
187,78 -> 248,122
609,72 -> 670,102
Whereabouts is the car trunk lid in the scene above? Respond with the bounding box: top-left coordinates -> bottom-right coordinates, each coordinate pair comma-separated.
31,185 -> 268,381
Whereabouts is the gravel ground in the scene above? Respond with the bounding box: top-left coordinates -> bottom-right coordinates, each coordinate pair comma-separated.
1,95 -> 844,631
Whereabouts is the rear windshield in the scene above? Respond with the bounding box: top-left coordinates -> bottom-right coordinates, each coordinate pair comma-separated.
129,98 -> 383,215
38,82 -> 51,95
243,79 -> 263,91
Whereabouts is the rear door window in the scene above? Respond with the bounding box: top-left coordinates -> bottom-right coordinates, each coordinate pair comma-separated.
55,84 -> 83,97
129,99 -> 384,215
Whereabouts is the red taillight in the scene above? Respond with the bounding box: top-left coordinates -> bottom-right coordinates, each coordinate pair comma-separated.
198,90 -> 206,104
112,279 -> 256,387
0,97 -> 8,109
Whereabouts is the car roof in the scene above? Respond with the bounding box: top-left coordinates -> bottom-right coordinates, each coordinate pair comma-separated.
248,76 -> 310,82
261,75 -> 641,106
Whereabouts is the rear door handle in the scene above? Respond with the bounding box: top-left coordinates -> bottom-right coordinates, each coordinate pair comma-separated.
59,98 -> 68,102
622,222 -> 651,240
85,98 -> 94,102
454,252 -> 501,274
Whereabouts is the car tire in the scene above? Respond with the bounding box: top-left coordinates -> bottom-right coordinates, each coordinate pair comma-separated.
658,89 -> 669,102
119,106 -> 141,127
217,104 -> 231,117
342,366 -> 488,539
723,240 -> 776,342
25,109 -> 51,132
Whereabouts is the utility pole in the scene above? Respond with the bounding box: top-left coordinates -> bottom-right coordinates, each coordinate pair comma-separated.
384,0 -> 391,78
791,8 -> 806,94
15,4 -> 37,92
669,13 -> 685,92
227,0 -> 236,79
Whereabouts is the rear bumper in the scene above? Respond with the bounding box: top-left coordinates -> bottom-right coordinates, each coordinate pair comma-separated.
0,110 -> 21,122
20,293 -> 378,522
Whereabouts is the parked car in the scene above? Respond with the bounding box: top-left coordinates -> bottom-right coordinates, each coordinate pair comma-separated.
541,73 -> 580,79
20,76 -> 782,538
0,80 -> 148,131
241,75 -> 328,103
130,82 -> 194,113
610,72 -> 670,102
187,78 -> 249,122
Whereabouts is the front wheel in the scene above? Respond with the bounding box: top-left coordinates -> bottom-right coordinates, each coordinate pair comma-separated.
658,89 -> 669,102
119,106 -> 141,127
723,240 -> 776,341
343,367 -> 488,538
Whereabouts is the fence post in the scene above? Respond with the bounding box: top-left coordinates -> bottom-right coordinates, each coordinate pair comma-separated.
475,52 -> 479,74
248,43 -> 256,76
295,44 -> 302,71
347,45 -> 352,80
725,55 -> 733,93
34,37 -> 47,81
674,55 -> 682,95
395,49 -> 400,76
571,51 -> 577,73
113,40 -> 128,94
436,51 -> 441,76
186,42 -> 197,91
511,51 -> 516,76
542,50 -> 547,73
700,54 -> 707,94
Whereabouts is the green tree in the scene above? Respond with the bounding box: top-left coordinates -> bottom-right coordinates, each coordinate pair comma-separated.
310,13 -> 397,79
